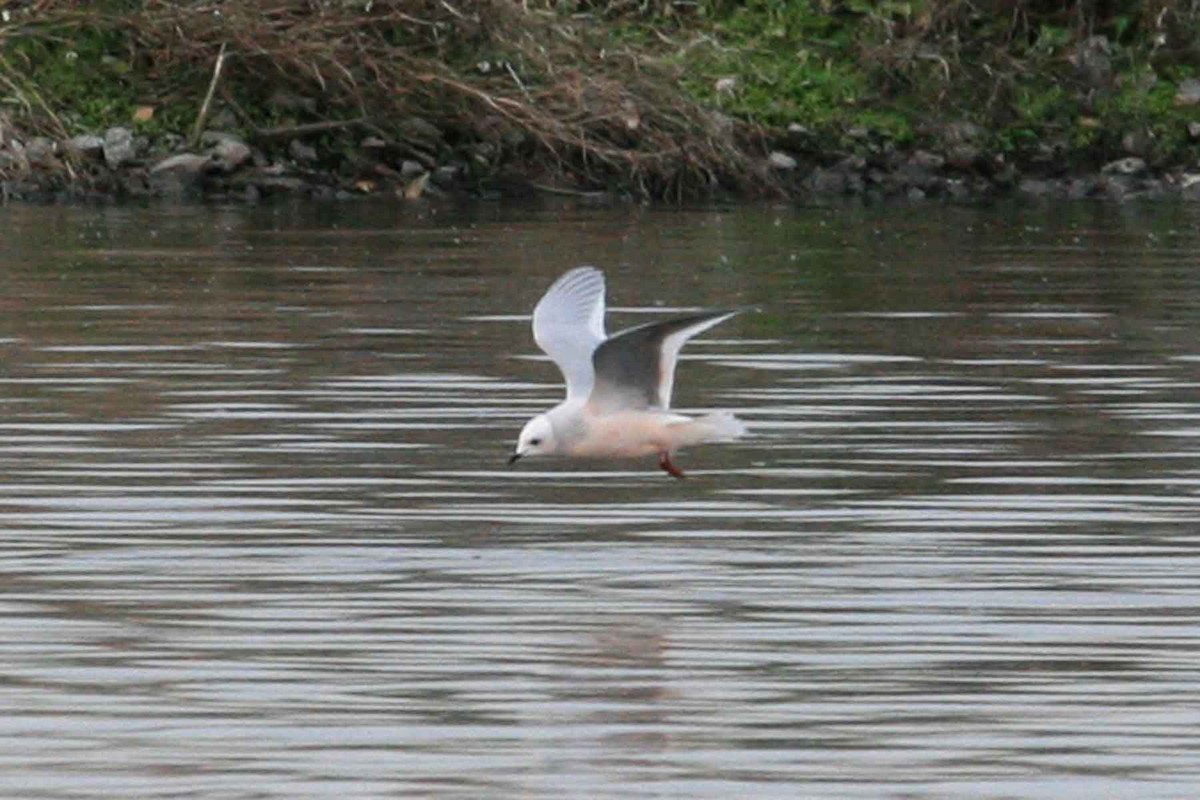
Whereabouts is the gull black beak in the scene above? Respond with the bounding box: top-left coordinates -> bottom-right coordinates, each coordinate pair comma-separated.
507,452 -> 522,466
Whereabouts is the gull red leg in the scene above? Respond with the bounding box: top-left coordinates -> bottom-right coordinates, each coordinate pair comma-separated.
658,451 -> 687,479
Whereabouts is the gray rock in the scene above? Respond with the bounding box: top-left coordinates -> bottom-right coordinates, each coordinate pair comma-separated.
909,149 -> 945,170
150,153 -> 212,174
397,116 -> 443,149
257,175 -> 310,192
399,160 -> 425,179
472,141 -> 498,162
768,150 -> 798,170
149,157 -> 209,198
1176,78 -> 1200,106
200,130 -> 243,147
430,164 -> 462,188
4,140 -> 28,171
1188,122 -> 1200,141
201,131 -> 252,170
397,145 -> 437,170
844,170 -> 865,195
1018,178 -> 1057,197
899,164 -> 937,191
899,151 -> 947,190
1030,138 -> 1067,165
310,184 -> 337,201
25,137 -> 56,165
1101,157 -> 1147,176
103,126 -> 136,168
1066,178 -> 1098,199
781,123 -> 816,151
1121,131 -> 1154,158
207,135 -> 251,170
288,139 -> 318,163
148,154 -> 212,199
65,134 -> 104,156
991,161 -> 1019,188
1102,175 -> 1135,201
945,144 -> 981,169
807,167 -> 847,195
361,135 -> 387,150
945,179 -> 970,200
839,155 -> 867,171
120,169 -> 153,198
1139,178 -> 1165,198
940,120 -> 985,146
1180,174 -> 1200,200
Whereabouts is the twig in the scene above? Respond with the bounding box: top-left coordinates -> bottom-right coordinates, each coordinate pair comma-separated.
252,117 -> 371,140
0,62 -> 33,116
439,1 -> 467,20
505,61 -> 532,101
189,41 -> 227,147
529,181 -> 607,197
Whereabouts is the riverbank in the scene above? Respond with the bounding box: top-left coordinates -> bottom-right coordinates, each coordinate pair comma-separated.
4,1 -> 1200,204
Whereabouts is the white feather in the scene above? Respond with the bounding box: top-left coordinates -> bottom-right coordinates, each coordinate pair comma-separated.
531,266 -> 606,401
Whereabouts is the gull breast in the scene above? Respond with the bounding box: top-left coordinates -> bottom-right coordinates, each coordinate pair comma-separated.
565,410 -> 692,458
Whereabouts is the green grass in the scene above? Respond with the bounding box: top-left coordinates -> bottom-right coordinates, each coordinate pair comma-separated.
629,0 -> 1200,163
3,23 -> 194,135
7,0 -> 1200,193
672,2 -> 908,138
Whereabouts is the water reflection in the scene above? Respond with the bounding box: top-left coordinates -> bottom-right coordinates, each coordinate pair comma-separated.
1,200 -> 1199,798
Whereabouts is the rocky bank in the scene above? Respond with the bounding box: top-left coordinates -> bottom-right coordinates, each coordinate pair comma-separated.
7,117 -> 1200,205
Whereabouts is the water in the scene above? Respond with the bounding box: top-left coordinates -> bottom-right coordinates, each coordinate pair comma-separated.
1,200 -> 1199,798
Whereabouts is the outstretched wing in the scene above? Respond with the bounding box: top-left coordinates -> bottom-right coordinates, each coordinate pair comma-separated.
532,266 -> 607,401
588,310 -> 741,413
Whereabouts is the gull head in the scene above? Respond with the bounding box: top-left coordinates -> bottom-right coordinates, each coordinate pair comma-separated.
509,414 -> 557,464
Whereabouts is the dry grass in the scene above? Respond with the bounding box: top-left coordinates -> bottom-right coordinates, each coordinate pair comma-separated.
0,0 -> 777,199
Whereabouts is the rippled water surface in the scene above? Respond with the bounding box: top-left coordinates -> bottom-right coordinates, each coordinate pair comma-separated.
2,200 -> 1200,798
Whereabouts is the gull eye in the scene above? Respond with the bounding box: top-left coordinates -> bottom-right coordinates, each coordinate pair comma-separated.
530,438 -> 542,446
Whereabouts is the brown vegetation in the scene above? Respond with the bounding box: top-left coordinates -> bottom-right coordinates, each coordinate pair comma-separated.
0,1 -> 775,198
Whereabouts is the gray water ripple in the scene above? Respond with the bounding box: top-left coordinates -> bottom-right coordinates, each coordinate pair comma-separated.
1,203 -> 1199,799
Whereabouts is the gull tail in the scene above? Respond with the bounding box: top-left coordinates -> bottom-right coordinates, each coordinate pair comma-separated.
672,410 -> 744,448
701,411 -> 747,441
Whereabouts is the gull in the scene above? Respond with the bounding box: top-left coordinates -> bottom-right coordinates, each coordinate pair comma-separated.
509,266 -> 746,479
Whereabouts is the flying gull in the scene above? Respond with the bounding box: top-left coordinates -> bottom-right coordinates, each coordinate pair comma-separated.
509,266 -> 746,478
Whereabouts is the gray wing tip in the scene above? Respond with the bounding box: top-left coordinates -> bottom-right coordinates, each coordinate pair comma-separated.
535,266 -> 605,309
557,265 -> 604,286
680,306 -> 757,323
718,304 -> 759,317
538,266 -> 605,306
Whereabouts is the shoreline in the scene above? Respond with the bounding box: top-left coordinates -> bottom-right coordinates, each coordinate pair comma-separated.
5,3 -> 1200,206
5,122 -> 1200,206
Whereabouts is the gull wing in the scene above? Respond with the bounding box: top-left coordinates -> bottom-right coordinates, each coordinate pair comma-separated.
588,310 -> 741,413
532,266 -> 607,401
